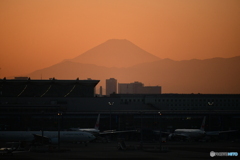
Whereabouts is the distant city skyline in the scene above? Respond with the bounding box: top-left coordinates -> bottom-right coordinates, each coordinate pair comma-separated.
118,81 -> 161,95
1,0 -> 240,78
105,78 -> 161,95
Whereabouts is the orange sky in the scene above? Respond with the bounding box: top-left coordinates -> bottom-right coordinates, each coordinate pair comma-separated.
1,0 -> 240,78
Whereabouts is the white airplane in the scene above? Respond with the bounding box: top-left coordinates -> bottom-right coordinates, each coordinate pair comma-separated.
70,114 -> 100,135
70,114 -> 137,135
168,116 -> 238,141
0,131 -> 96,145
168,117 -> 206,141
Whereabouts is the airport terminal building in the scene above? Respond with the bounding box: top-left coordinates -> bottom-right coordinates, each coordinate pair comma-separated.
0,78 -> 240,134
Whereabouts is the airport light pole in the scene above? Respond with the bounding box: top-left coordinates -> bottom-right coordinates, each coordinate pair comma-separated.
57,111 -> 62,151
208,101 -> 214,131
139,111 -> 145,149
41,111 -> 45,144
108,102 -> 114,130
158,111 -> 162,152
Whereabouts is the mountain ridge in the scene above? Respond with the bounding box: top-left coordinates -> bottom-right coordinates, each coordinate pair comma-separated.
27,56 -> 240,94
25,39 -> 240,94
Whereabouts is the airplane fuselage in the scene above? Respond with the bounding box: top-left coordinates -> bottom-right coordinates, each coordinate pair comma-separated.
70,128 -> 100,135
174,129 -> 205,138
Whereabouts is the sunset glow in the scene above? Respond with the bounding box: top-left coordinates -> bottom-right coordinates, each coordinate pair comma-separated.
0,0 -> 240,78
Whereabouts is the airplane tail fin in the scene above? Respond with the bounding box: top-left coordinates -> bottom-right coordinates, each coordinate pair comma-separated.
94,114 -> 100,130
200,116 -> 206,131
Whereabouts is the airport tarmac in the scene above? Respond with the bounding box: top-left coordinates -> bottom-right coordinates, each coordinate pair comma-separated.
1,140 -> 240,160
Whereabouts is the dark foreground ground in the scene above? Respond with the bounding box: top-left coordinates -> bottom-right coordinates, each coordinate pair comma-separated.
1,140 -> 240,160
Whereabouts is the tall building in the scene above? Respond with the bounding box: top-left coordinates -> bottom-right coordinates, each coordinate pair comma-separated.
118,81 -> 161,94
106,78 -> 117,95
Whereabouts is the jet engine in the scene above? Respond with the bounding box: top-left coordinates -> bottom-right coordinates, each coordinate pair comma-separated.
49,138 -> 58,144
168,133 -> 174,141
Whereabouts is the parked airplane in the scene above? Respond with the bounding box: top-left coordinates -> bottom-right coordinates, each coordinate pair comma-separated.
70,114 -> 100,135
0,131 -> 96,145
70,114 -> 137,136
168,117 -> 206,141
167,116 -> 238,141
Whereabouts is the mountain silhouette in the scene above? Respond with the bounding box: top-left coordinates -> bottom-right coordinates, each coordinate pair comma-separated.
28,56 -> 240,94
128,56 -> 240,94
71,39 -> 161,68
25,39 -> 240,94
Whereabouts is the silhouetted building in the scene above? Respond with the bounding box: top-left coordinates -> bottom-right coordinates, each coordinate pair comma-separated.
0,77 -> 239,132
106,78 -> 117,96
142,86 -> 161,94
118,83 -> 133,94
1,78 -> 239,133
14,77 -> 29,80
118,81 -> 161,94
0,78 -> 99,97
100,86 -> 103,96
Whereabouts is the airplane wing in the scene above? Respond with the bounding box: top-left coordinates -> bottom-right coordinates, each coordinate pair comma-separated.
173,133 -> 190,138
99,130 -> 137,135
32,134 -> 51,144
168,133 -> 191,140
206,130 -> 239,136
